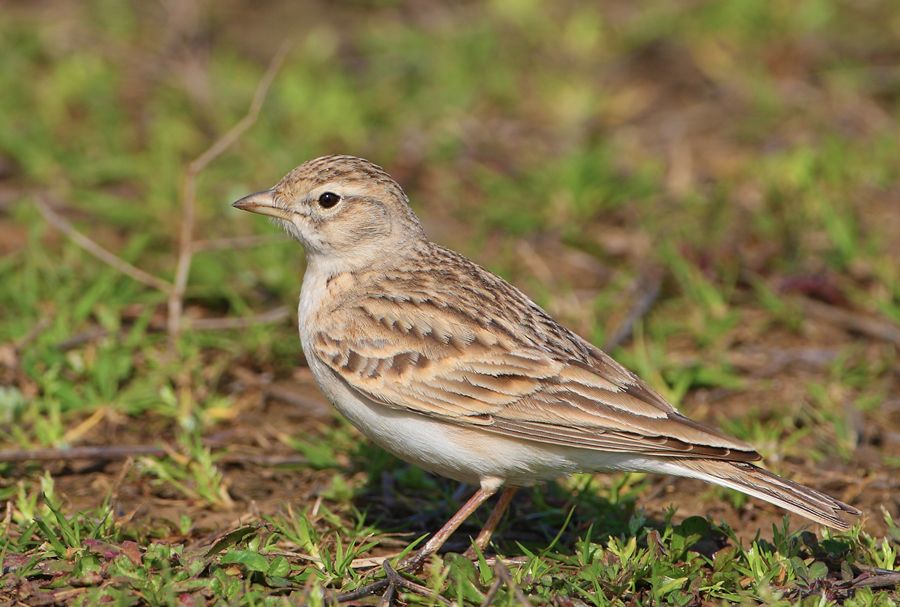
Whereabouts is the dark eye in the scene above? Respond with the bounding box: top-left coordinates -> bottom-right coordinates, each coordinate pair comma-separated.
318,191 -> 340,209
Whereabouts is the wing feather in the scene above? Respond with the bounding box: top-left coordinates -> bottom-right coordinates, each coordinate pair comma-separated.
311,260 -> 760,462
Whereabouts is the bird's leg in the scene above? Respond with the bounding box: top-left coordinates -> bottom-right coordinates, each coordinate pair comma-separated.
335,485 -> 499,603
397,485 -> 498,571
464,486 -> 517,559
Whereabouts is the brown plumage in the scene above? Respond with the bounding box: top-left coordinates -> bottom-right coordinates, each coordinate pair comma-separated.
311,247 -> 762,461
233,155 -> 860,572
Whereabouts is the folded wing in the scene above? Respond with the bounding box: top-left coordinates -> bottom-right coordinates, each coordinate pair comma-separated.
312,283 -> 760,463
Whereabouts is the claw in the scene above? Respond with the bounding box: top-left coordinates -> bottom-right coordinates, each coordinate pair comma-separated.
335,560 -> 450,606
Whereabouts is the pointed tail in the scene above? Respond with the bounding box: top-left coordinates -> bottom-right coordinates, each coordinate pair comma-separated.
673,459 -> 860,531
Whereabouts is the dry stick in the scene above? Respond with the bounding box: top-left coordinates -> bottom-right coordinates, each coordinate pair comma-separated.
855,564 -> 900,576
229,366 -> 333,420
14,317 -> 51,351
167,42 -> 291,341
479,577 -> 504,607
800,297 -> 900,349
56,327 -> 112,351
4,499 -> 15,536
186,305 -> 290,330
850,572 -> 900,590
34,196 -> 173,294
0,445 -> 166,462
33,44 -> 291,348
108,457 -> 134,505
603,268 -> 663,351
217,453 -> 307,466
376,580 -> 396,607
0,445 -> 306,466
335,579 -> 390,603
381,561 -> 452,606
191,234 -> 285,252
54,306 -> 290,351
494,560 -> 533,607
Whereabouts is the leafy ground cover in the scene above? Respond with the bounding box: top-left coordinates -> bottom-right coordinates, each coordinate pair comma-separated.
1,1 -> 898,604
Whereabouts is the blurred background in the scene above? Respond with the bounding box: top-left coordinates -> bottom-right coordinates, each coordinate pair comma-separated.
0,0 -> 899,602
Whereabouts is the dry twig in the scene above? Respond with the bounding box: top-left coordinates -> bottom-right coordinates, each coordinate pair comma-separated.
0,445 -> 167,462
32,44 -> 291,343
493,559 -> 533,607
479,577 -> 504,607
335,579 -> 390,603
53,305 -> 290,351
191,234 -> 285,252
849,571 -> 900,590
35,196 -> 173,293
388,560 -> 452,605
186,306 -> 291,330
604,268 -> 663,351
229,366 -> 332,419
13,317 -> 51,351
168,42 -> 291,340
800,298 -> 900,349
0,444 -> 306,467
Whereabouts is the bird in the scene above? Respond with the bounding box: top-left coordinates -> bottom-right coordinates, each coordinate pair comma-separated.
232,154 -> 860,573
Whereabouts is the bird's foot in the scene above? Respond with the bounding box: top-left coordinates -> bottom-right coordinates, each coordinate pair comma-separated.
334,556 -> 449,605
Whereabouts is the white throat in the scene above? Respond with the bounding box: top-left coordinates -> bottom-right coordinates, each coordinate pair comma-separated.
298,253 -> 339,331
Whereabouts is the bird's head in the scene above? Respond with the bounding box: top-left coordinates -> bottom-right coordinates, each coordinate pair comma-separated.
233,155 -> 425,269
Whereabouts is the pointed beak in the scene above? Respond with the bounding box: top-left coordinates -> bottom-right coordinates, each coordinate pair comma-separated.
231,190 -> 293,220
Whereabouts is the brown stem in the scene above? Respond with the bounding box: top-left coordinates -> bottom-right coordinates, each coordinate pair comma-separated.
800,297 -> 900,348
0,445 -> 167,462
494,559 -> 532,607
185,306 -> 290,330
167,41 -> 291,341
604,268 -> 663,351
35,196 -> 173,294
0,445 -> 305,467
191,234 -> 285,252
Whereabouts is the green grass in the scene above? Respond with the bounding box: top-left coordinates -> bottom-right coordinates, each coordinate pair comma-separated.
1,0 -> 899,604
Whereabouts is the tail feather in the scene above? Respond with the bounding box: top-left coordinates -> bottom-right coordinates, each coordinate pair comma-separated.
673,459 -> 860,531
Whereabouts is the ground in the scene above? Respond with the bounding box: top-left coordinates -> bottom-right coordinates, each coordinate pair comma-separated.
0,1 -> 899,605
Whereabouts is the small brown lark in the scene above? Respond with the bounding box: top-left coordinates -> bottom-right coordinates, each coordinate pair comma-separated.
233,155 -> 859,579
